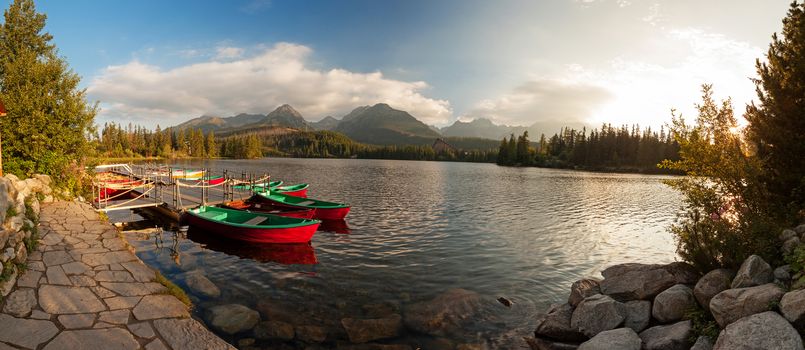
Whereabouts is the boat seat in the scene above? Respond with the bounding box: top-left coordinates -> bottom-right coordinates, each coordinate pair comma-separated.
242,216 -> 268,226
297,200 -> 316,206
198,211 -> 227,221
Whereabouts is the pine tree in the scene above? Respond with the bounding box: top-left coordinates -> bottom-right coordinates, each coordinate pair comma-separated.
496,136 -> 509,165
0,0 -> 96,184
205,131 -> 217,158
745,2 -> 805,217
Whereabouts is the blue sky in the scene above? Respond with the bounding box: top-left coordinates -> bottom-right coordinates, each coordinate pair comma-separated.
2,0 -> 792,129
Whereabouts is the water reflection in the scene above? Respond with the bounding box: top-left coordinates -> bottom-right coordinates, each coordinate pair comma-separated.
187,227 -> 318,265
319,219 -> 351,234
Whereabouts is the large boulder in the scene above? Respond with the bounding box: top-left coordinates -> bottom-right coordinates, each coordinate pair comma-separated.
569,278 -> 601,307
709,283 -> 784,327
205,304 -> 260,335
690,336 -> 713,350
775,265 -> 792,282
578,328 -> 641,350
652,284 -> 696,323
622,300 -> 651,333
780,289 -> 805,328
693,269 -> 734,311
730,255 -> 773,288
781,229 -> 798,242
402,288 -> 483,337
341,315 -> 403,343
713,311 -> 803,350
638,320 -> 692,350
570,294 -> 625,338
534,303 -> 586,342
600,263 -> 698,301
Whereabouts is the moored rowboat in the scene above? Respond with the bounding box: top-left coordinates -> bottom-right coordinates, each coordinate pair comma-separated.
254,192 -> 350,220
182,206 -> 321,243
233,180 -> 283,190
220,199 -> 316,219
273,183 -> 309,197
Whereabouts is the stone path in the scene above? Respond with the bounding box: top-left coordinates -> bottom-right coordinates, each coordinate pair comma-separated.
0,201 -> 234,350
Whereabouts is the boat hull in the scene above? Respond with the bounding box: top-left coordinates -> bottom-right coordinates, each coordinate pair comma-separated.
182,212 -> 319,244
274,184 -> 309,198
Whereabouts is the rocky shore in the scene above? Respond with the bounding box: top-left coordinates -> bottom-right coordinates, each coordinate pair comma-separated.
528,225 -> 805,350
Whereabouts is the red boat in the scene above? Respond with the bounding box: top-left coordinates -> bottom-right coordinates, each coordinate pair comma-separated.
253,192 -> 350,220
94,172 -> 145,200
273,183 -> 309,198
220,200 -> 316,219
182,206 -> 321,244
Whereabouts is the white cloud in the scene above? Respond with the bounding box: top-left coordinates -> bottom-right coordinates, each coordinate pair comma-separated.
642,3 -> 663,26
88,42 -> 452,127
462,80 -> 614,126
214,46 -> 244,60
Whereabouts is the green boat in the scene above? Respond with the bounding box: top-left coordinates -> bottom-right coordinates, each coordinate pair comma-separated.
254,192 -> 350,220
273,183 -> 309,197
233,180 -> 282,190
182,205 -> 320,243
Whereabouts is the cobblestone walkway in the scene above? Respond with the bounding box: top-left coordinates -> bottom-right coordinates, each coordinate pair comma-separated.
0,201 -> 234,350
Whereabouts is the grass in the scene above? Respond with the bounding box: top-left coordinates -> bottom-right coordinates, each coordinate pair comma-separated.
153,271 -> 192,308
685,306 -> 720,341
5,206 -> 17,220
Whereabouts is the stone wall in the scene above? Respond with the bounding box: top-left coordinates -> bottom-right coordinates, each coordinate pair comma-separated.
0,174 -> 54,298
529,224 -> 805,350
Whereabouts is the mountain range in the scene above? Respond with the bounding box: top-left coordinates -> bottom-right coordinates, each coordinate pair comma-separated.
173,103 -> 582,146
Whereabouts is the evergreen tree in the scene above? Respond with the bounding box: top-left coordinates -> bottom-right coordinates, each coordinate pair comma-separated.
205,131 -> 217,158
496,136 -> 509,165
0,0 -> 96,186
745,1 -> 805,218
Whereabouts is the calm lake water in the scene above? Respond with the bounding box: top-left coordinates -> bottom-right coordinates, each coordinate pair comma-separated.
111,158 -> 682,349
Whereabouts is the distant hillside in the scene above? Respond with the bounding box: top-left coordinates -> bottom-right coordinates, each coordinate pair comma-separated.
334,103 -> 441,145
174,113 -> 265,133
243,104 -> 311,130
441,118 -> 586,140
311,116 -> 340,131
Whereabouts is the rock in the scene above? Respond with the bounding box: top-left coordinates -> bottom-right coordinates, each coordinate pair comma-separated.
775,265 -> 792,281
341,315 -> 403,343
43,328 -> 140,350
205,304 -> 260,335
1,247 -> 15,262
13,242 -> 26,264
796,224 -> 805,235
652,284 -> 696,323
120,261 -> 156,282
39,285 -> 107,314
95,270 -> 136,282
713,311 -> 803,350
104,296 -> 142,310
128,322 -> 156,339
253,320 -> 295,340
690,336 -> 713,350
402,288 -> 483,337
730,255 -> 773,288
82,251 -> 138,266
43,250 -> 73,266
783,237 -> 801,255
622,300 -> 651,332
525,337 -> 580,350
46,265 -> 72,285
780,288 -> 805,328
569,278 -> 601,307
0,314 -> 59,349
182,270 -> 221,298
0,265 -> 16,297
638,320 -> 692,350
600,263 -> 698,301
153,318 -> 235,350
100,282 -> 166,296
296,325 -> 328,343
534,303 -> 587,342
98,309 -> 131,325
781,229 -> 798,241
691,269 -> 731,311
570,294 -> 625,337
709,283 -> 784,327
578,328 -> 641,350
2,288 -> 37,317
58,313 -> 97,329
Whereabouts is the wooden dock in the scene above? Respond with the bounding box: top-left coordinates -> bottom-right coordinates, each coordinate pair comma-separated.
92,164 -> 271,220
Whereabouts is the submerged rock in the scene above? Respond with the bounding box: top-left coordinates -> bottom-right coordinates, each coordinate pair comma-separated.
182,270 -> 221,298
341,315 -> 403,343
713,311 -> 803,350
402,288 -> 483,337
253,320 -> 294,341
205,304 -> 260,335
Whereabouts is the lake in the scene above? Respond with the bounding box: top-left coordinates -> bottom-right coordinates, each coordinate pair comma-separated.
111,158 -> 682,349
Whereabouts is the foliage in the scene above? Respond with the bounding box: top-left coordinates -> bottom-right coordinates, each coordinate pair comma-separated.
94,123 -> 220,159
745,2 -> 805,222
786,244 -> 805,277
5,205 -> 16,219
0,0 -> 96,195
497,124 -> 680,173
684,306 -> 720,341
153,271 -> 191,307
219,134 -> 263,159
661,85 -> 780,272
